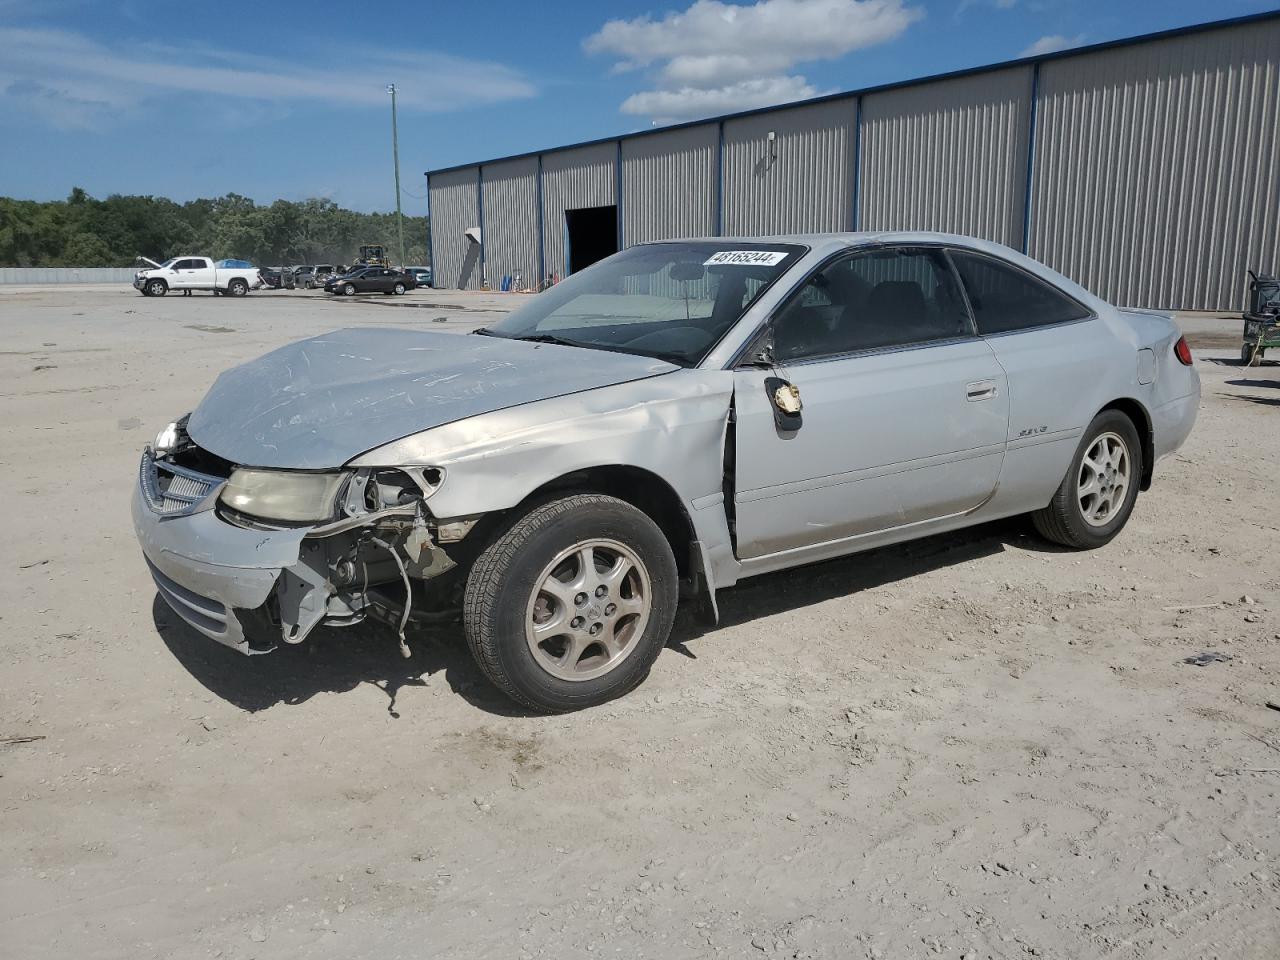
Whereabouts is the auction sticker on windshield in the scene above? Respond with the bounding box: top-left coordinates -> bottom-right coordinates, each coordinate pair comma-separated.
703,250 -> 788,266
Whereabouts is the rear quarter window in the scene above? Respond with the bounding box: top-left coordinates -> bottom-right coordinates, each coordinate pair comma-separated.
950,250 -> 1092,335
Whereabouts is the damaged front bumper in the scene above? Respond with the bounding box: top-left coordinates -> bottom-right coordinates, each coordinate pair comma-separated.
132,474 -> 311,654
132,449 -> 457,656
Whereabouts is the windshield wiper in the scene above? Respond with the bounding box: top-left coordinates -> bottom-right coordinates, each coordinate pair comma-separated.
513,333 -> 587,348
471,327 -> 497,336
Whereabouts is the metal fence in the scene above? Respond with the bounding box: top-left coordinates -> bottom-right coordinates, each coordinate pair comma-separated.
0,267 -> 138,284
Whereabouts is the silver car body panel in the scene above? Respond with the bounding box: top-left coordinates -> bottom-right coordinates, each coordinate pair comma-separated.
135,231 -> 1200,650
350,371 -> 741,599
186,327 -> 677,469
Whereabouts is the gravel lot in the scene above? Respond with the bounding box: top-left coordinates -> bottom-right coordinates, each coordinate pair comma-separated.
1,284 -> 1277,960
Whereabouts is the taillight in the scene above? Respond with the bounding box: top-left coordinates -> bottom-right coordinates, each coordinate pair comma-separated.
1174,335 -> 1193,366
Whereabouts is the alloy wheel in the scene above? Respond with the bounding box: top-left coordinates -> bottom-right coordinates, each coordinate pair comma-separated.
524,539 -> 651,682
1078,431 -> 1130,527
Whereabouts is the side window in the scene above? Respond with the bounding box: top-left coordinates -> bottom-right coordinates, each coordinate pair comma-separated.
174,259 -> 195,270
950,251 -> 1091,335
771,247 -> 971,362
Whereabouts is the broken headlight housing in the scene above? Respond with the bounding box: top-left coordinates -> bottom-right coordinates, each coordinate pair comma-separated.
152,415 -> 190,458
219,468 -> 348,524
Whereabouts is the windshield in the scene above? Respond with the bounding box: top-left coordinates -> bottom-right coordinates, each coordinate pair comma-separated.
482,241 -> 804,365
159,258 -> 177,268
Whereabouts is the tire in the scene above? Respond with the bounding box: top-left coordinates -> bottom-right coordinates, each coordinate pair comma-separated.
343,283 -> 356,297
463,494 -> 679,713
1032,409 -> 1143,549
226,279 -> 248,298
145,279 -> 167,297
393,282 -> 406,295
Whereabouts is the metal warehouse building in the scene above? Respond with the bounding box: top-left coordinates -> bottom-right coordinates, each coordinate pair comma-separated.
427,12 -> 1279,311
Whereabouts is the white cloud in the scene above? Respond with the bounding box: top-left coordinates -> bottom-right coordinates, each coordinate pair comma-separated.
1020,33 -> 1087,57
957,0 -> 1018,13
623,76 -> 821,122
0,27 -> 535,130
586,0 -> 922,121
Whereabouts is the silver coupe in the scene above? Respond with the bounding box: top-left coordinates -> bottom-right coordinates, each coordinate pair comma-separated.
132,233 -> 1200,711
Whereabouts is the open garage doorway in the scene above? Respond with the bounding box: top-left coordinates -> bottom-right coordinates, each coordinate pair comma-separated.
564,205 -> 618,274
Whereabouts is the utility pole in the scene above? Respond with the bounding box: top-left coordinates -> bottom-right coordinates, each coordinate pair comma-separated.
387,83 -> 405,268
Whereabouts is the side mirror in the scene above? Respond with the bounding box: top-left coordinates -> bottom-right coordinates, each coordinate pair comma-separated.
764,375 -> 803,431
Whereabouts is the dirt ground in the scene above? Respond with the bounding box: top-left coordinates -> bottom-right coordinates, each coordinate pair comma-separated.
1,284 -> 1277,960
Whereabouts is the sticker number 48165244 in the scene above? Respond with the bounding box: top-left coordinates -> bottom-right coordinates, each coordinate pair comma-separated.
702,250 -> 788,266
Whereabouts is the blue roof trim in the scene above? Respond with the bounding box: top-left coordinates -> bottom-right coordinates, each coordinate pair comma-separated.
424,10 -> 1280,177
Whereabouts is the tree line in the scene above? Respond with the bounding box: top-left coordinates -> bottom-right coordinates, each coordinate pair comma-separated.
0,188 -> 430,268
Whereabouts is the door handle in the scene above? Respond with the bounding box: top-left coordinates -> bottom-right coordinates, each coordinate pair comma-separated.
966,380 -> 998,401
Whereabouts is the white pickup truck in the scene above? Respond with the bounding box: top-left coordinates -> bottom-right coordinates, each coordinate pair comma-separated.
133,256 -> 262,297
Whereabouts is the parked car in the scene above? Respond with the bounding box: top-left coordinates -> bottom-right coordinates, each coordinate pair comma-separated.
133,257 -> 262,297
292,264 -> 338,289
405,266 -> 433,288
260,266 -> 296,290
323,266 -> 414,296
132,232 -> 1199,712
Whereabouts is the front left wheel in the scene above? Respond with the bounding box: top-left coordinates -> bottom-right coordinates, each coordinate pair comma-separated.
463,494 -> 679,713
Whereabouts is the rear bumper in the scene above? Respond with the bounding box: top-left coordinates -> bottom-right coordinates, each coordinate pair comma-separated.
132,481 -> 307,654
1152,385 -> 1200,466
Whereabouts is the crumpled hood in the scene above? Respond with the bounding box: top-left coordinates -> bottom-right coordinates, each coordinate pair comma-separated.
187,328 -> 677,469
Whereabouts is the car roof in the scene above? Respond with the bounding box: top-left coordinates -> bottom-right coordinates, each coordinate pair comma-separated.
640,231 -> 1103,308
647,230 -> 1023,254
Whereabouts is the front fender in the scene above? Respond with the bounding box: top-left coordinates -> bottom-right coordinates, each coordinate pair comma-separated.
348,370 -> 740,592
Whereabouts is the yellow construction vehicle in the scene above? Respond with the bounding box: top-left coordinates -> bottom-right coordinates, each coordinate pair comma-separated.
354,244 -> 390,268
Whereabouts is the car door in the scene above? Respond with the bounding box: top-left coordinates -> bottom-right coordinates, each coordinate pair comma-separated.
732,246 -> 1009,560
169,258 -> 198,289
188,258 -> 216,289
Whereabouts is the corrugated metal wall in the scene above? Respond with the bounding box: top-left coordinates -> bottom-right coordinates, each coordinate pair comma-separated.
429,16 -> 1278,310
722,100 -> 855,236
480,157 -> 539,287
622,124 -> 718,245
1029,19 -> 1280,310
428,167 -> 480,290
860,67 -> 1033,249
541,142 -> 617,279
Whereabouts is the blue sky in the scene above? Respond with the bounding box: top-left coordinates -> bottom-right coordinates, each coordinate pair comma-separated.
1,0 -> 1273,214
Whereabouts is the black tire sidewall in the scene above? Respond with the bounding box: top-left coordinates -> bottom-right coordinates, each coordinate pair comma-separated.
147,280 -> 166,297
467,497 -> 678,712
228,280 -> 247,297
1058,411 -> 1143,547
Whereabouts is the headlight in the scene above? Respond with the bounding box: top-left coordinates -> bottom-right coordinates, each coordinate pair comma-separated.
153,415 -> 190,457
219,468 -> 347,523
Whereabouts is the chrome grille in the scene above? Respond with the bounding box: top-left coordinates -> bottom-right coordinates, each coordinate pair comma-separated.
139,450 -> 224,516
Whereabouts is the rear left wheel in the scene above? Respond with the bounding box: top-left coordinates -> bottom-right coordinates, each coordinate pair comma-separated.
227,279 -> 248,297
463,494 -> 678,713
1032,410 -> 1142,549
